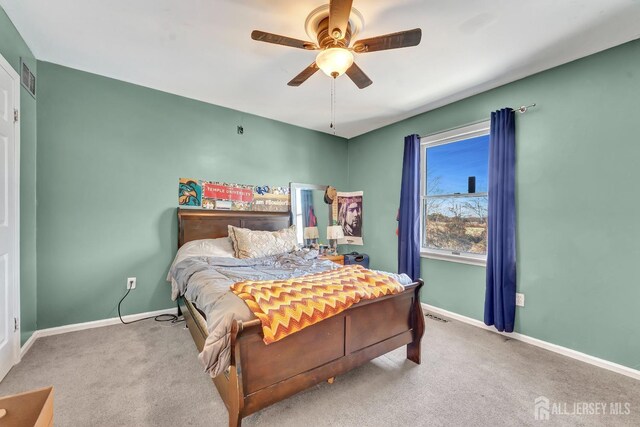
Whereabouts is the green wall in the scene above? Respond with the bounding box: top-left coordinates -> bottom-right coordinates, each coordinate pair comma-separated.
0,7 -> 37,345
347,39 -> 640,370
35,62 -> 348,329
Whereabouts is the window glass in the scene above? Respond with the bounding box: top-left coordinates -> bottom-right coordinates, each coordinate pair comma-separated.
426,135 -> 489,196
423,195 -> 488,254
421,126 -> 489,259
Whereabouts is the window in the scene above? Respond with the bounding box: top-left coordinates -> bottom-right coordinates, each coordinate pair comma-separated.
420,121 -> 490,265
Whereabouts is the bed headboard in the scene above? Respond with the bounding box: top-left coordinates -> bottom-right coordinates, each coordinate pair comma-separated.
177,208 -> 291,248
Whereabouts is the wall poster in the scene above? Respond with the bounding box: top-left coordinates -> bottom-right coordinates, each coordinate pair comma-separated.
178,178 -> 202,207
178,178 -> 290,212
202,181 -> 254,210
251,185 -> 290,212
337,191 -> 363,245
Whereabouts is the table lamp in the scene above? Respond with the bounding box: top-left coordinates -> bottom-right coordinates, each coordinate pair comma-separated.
303,226 -> 319,248
326,225 -> 344,255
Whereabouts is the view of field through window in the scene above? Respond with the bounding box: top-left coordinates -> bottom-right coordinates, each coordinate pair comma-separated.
424,135 -> 489,255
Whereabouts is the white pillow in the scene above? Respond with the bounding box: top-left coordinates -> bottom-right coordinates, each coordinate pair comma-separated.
228,225 -> 298,259
167,237 -> 235,300
167,237 -> 234,274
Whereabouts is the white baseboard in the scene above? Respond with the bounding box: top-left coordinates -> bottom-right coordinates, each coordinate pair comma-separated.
19,308 -> 178,360
19,331 -> 38,360
422,303 -> 640,381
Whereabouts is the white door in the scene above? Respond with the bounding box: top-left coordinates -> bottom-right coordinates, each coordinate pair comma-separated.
0,54 -> 20,382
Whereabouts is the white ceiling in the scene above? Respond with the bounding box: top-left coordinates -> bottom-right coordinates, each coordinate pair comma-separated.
2,0 -> 639,138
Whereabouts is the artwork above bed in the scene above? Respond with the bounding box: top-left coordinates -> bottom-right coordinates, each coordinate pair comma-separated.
178,178 -> 290,212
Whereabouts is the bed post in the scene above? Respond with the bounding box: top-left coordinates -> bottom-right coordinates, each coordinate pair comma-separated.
406,280 -> 425,364
228,320 -> 245,427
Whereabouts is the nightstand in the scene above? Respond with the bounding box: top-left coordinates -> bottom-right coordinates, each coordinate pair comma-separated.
320,254 -> 344,265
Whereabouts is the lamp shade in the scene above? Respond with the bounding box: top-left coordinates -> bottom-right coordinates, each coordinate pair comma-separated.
316,48 -> 354,77
304,226 -> 319,239
326,225 -> 344,240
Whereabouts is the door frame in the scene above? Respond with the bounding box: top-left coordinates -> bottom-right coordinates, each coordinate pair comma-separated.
0,51 -> 21,367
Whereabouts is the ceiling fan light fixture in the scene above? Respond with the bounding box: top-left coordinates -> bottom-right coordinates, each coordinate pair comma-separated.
316,48 -> 354,78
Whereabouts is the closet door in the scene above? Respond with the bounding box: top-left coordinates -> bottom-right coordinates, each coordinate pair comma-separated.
0,54 -> 20,382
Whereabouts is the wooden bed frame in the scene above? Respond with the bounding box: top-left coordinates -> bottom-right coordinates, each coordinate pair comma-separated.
176,208 -> 425,426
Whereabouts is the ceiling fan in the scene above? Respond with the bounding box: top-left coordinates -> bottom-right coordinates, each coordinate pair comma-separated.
251,0 -> 422,89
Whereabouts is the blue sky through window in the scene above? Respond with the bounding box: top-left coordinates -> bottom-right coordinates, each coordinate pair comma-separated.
426,135 -> 490,195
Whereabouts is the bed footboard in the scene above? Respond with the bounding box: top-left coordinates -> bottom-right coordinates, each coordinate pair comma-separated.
181,281 -> 425,427
225,280 -> 425,426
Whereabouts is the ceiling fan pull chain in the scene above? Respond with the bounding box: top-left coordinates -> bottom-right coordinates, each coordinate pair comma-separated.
330,78 -> 336,134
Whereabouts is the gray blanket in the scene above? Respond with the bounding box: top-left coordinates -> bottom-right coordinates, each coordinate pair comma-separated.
170,250 -> 412,377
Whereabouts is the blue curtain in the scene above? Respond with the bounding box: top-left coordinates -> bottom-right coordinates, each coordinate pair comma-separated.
398,134 -> 421,281
484,108 -> 517,332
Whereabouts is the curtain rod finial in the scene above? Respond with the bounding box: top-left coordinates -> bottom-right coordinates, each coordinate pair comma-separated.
514,103 -> 536,114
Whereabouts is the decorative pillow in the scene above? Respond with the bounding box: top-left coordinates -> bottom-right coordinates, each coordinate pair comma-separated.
228,225 -> 298,259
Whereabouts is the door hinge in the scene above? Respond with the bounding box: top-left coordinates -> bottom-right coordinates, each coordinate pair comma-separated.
14,109 -> 19,123
14,317 -> 19,332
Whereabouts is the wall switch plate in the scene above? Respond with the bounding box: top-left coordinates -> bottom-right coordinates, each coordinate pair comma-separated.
516,293 -> 525,307
127,277 -> 137,290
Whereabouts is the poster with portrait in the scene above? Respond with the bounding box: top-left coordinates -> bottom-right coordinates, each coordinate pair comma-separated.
337,191 -> 363,245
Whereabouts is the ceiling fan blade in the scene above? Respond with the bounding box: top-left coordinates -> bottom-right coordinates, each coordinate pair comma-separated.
345,63 -> 372,89
288,62 -> 320,86
352,28 -> 422,53
328,0 -> 353,40
251,30 -> 318,50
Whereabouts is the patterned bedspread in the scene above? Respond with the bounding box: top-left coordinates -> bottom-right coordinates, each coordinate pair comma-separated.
230,265 -> 405,344
169,250 -> 412,377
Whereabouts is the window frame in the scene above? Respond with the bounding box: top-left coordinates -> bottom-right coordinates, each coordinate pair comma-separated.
419,120 -> 490,267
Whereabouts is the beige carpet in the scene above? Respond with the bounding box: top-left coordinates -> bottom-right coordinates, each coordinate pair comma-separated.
0,313 -> 638,426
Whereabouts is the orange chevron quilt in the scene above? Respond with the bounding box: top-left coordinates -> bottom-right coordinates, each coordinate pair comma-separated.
230,265 -> 404,345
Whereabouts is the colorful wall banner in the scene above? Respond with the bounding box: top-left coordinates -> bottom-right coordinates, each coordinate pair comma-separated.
252,186 -> 290,212
179,179 -> 290,212
203,182 -> 254,203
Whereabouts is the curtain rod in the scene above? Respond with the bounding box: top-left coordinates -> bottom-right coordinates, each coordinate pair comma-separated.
417,103 -> 536,139
512,103 -> 536,114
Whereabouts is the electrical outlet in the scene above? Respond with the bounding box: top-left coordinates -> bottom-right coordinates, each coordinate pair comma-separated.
516,292 -> 525,307
127,277 -> 137,290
